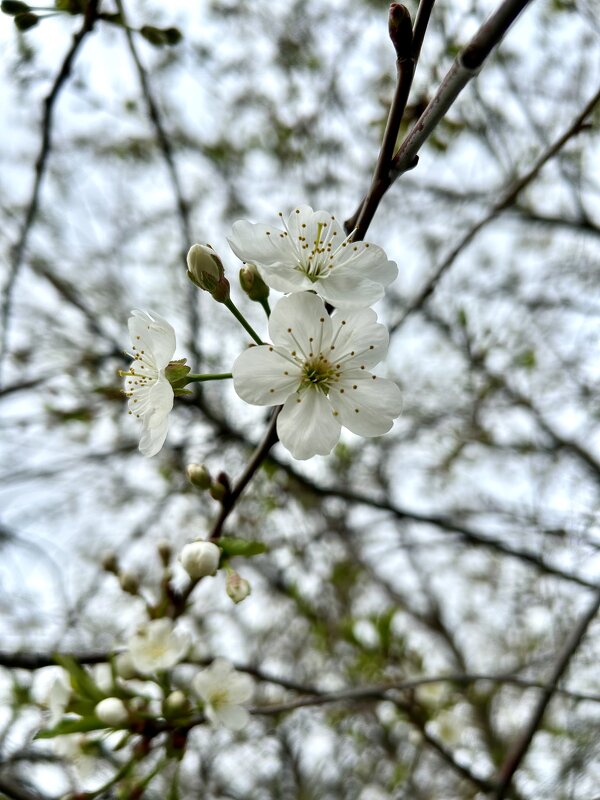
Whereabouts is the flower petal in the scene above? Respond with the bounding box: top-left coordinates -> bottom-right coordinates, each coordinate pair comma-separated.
129,310 -> 176,370
233,346 -> 301,405
225,673 -> 254,704
256,262 -> 314,294
277,390 -> 341,460
330,308 -> 389,369
319,271 -> 385,308
268,292 -> 332,356
329,375 -> 403,437
139,413 -> 169,457
228,220 -> 291,266
334,242 -> 397,286
216,703 -> 250,730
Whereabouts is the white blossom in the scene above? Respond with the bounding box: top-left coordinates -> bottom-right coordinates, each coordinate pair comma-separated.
228,205 -> 397,308
232,292 -> 403,459
95,697 -> 128,727
123,309 -> 176,457
180,540 -> 221,579
192,659 -> 253,730
35,668 -> 71,726
127,618 -> 190,675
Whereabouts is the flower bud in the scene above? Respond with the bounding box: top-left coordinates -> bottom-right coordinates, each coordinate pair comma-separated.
119,571 -> 139,595
239,264 -> 270,303
95,697 -> 129,727
226,570 -> 251,604
115,652 -> 137,680
14,11 -> 38,29
157,539 -> 172,565
101,551 -> 119,574
163,689 -> 188,716
186,244 -> 230,302
1,1 -> 31,14
186,463 -> 212,490
180,541 -> 221,579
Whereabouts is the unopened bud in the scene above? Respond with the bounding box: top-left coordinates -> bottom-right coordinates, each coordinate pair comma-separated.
95,697 -> 129,727
119,571 -> 139,595
209,482 -> 227,502
180,540 -> 221,579
186,243 -> 230,302
226,570 -> 251,604
389,4 -> 412,58
1,1 -> 31,14
239,264 -> 270,303
186,463 -> 212,490
115,652 -> 137,680
14,11 -> 38,29
102,551 -> 119,574
157,539 -> 172,565
163,690 -> 188,716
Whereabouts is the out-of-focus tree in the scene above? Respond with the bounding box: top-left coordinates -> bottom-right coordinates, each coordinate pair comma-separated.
0,0 -> 599,798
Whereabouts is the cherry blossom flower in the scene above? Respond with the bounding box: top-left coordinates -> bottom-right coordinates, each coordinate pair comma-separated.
179,540 -> 221,579
232,292 -> 403,460
127,619 -> 190,675
193,658 -> 253,730
123,310 -> 176,457
228,205 -> 397,308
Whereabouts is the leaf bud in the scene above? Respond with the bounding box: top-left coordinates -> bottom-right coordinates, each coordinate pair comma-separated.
101,551 -> 119,574
1,1 -> 30,14
14,11 -> 38,29
179,540 -> 221,579
157,539 -> 172,565
119,571 -> 139,595
388,4 -> 412,59
186,463 -> 212,490
239,264 -> 270,303
95,697 -> 129,727
225,570 -> 252,604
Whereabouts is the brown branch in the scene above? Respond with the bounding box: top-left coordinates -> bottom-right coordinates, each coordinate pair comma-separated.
391,83 -> 600,333
346,1 -> 436,239
346,0 -> 534,236
494,586 -> 600,798
0,775 -> 52,800
0,0 -> 101,386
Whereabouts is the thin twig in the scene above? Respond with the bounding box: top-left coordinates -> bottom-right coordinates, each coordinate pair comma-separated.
391,83 -> 600,332
0,1 -> 101,386
346,0 -> 534,236
494,586 -> 600,798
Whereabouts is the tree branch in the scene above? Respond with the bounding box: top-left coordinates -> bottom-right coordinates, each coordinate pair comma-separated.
0,1 -> 101,387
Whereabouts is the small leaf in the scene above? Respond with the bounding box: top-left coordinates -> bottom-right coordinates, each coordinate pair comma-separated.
1,1 -> 31,14
35,716 -> 106,739
218,537 -> 267,558
139,25 -> 182,47
53,655 -> 105,703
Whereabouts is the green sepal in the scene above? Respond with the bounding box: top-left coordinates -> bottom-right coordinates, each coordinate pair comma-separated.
53,654 -> 106,703
218,537 -> 267,558
165,359 -> 191,385
35,716 -> 107,739
174,388 -> 193,397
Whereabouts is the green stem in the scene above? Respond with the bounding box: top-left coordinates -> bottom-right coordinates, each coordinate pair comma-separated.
259,298 -> 271,318
185,372 -> 232,383
224,298 -> 264,345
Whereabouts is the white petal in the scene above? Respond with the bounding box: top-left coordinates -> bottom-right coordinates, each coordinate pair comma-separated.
277,391 -> 341,460
233,346 -> 301,405
256,262 -> 314,294
329,375 -> 403,437
225,673 -> 254,704
330,308 -> 389,369
319,271 -> 385,309
139,413 -> 169,457
129,310 -> 176,370
228,220 -> 292,266
268,293 -> 332,356
334,242 -> 397,286
215,703 -> 250,731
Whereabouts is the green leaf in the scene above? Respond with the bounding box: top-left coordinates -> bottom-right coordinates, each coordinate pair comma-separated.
53,654 -> 105,703
218,537 -> 267,558
139,25 -> 182,47
35,716 -> 106,739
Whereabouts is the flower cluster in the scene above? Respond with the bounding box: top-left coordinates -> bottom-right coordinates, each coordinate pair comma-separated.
124,205 -> 402,461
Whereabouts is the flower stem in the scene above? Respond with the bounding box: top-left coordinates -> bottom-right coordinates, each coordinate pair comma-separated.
224,298 -> 264,345
259,298 -> 271,318
186,373 -> 232,383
